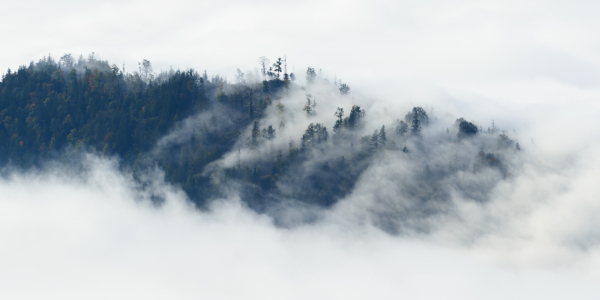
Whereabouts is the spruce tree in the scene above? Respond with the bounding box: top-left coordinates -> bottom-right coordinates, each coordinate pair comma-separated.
370,130 -> 379,152
378,125 -> 387,146
411,115 -> 421,136
339,83 -> 350,95
333,107 -> 344,134
348,105 -> 364,130
247,121 -> 260,149
266,125 -> 276,140
306,67 -> 316,84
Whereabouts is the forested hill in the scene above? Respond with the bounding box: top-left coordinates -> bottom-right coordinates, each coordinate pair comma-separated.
0,54 -> 521,222
0,56 -> 200,163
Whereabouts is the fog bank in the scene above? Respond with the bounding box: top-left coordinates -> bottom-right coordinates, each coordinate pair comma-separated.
1,145 -> 600,299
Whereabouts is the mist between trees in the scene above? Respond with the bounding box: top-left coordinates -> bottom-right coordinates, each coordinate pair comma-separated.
0,53 -> 524,231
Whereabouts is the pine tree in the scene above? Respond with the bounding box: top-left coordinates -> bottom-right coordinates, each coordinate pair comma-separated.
339,83 -> 350,95
301,123 -> 327,149
306,67 -> 316,84
273,58 -> 283,78
303,93 -> 315,116
333,107 -> 344,134
266,125 -> 276,140
301,123 -> 316,149
405,107 -> 429,126
262,128 -> 268,139
348,105 -> 364,130
369,130 -> 379,152
411,114 -> 421,136
378,125 -> 387,146
316,124 -> 328,143
247,121 -> 261,149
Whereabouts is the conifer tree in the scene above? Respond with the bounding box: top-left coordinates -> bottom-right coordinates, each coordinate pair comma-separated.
247,121 -> 261,149
273,58 -> 283,78
266,125 -> 276,140
370,130 -> 379,152
339,83 -> 350,95
378,125 -> 387,146
306,67 -> 316,84
333,107 -> 344,135
348,105 -> 364,130
411,115 -> 421,136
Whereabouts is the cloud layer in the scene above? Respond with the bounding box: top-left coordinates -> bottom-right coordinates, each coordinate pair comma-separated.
1,154 -> 600,300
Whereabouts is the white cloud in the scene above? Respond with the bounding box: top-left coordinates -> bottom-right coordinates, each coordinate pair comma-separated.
1,155 -> 600,300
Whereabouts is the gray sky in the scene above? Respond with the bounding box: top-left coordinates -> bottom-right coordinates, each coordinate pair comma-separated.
3,0 -> 600,103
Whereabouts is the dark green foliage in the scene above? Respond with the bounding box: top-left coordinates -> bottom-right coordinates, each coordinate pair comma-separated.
475,151 -> 505,176
497,133 -> 515,148
247,121 -> 261,149
369,130 -> 379,152
0,57 -> 200,166
0,55 -> 283,208
272,58 -> 283,78
456,118 -> 478,137
339,83 -> 350,95
411,115 -> 421,136
306,67 -> 316,84
347,105 -> 365,131
0,55 -> 515,215
265,125 -> 276,140
405,106 -> 429,126
303,93 -> 316,116
403,105 -> 428,137
301,123 -> 328,149
333,107 -> 344,135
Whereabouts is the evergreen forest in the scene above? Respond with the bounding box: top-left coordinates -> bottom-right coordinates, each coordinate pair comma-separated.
0,54 -> 522,219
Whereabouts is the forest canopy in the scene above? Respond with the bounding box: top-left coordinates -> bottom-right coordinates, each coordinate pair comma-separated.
0,54 -> 521,220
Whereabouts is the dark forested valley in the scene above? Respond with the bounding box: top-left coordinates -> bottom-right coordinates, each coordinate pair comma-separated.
0,54 -> 522,223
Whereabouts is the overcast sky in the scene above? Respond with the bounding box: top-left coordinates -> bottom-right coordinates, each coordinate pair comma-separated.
2,1 -> 600,299
3,0 -> 600,101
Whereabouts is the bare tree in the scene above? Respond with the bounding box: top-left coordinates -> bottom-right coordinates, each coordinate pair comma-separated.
257,56 -> 270,80
235,68 -> 245,85
59,54 -> 74,69
138,59 -> 153,82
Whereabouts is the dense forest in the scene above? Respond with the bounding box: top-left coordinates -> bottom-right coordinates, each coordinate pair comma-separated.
0,54 -> 521,220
